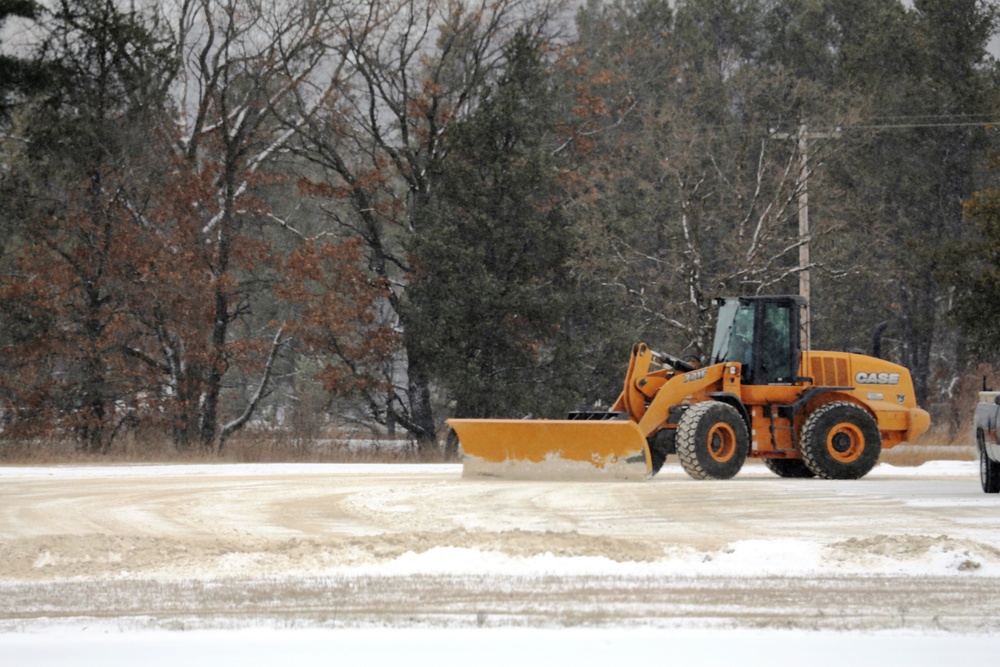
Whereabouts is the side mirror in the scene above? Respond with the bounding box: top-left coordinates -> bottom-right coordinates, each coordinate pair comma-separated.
993,395 -> 1000,406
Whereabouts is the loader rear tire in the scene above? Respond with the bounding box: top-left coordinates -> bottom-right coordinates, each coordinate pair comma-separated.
800,402 -> 880,480
676,401 -> 749,480
763,458 -> 815,478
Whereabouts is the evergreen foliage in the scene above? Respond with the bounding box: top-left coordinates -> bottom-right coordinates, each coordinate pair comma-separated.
0,0 -> 48,117
406,31 -> 581,420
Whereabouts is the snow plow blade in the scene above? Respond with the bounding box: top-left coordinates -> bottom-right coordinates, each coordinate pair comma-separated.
447,418 -> 652,481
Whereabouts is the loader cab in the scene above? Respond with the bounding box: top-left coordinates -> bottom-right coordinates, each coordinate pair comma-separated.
710,296 -> 805,385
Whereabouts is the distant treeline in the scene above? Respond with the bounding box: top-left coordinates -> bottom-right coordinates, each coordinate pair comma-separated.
1,0 -> 998,455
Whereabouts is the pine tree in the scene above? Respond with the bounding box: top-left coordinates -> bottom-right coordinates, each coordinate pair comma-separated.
0,0 -> 48,117
405,31 -> 580,425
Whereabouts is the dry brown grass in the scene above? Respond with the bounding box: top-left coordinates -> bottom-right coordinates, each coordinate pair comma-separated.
0,420 -> 978,467
879,423 -> 977,466
0,428 -> 453,465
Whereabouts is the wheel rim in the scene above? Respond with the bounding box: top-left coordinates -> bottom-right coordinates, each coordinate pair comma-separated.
707,422 -> 737,463
826,422 -> 865,463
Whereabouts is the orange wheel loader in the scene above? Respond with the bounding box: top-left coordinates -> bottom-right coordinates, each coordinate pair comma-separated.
448,296 -> 930,481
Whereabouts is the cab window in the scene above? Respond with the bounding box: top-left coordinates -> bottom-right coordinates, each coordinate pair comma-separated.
759,302 -> 792,383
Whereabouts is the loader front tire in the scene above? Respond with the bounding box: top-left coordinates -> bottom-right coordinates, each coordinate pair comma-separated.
648,441 -> 668,476
647,429 -> 676,476
800,402 -> 880,480
676,401 -> 749,480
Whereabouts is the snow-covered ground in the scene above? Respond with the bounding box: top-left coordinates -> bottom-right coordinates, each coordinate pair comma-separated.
4,627 -> 1000,666
1,460 -> 999,665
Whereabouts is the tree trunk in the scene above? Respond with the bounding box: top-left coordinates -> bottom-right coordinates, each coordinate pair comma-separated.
899,280 -> 937,408
406,352 -> 438,457
203,271 -> 229,452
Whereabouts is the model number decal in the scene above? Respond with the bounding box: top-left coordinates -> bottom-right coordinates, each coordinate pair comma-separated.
855,371 -> 900,385
684,369 -> 708,383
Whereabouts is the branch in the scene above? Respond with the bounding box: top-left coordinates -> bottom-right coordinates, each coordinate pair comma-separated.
121,345 -> 171,375
217,325 -> 289,451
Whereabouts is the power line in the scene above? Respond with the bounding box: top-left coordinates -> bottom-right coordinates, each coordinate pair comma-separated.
775,113 -> 1000,133
839,121 -> 1000,130
865,113 -> 1000,121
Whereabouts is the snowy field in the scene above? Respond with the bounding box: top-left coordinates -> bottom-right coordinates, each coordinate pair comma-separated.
2,460 -> 1000,665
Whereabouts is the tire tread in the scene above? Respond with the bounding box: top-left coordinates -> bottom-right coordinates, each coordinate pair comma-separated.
800,401 -> 880,480
676,401 -> 748,480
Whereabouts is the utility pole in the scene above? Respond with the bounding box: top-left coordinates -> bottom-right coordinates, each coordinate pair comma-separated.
773,122 -> 839,348
796,123 -> 811,313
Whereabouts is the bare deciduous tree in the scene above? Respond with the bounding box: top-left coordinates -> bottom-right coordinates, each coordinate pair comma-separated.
283,0 -> 565,452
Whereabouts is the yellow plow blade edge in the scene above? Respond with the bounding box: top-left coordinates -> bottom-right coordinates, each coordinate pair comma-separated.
447,418 -> 652,481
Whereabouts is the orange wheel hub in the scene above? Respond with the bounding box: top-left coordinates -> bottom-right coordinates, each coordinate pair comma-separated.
707,422 -> 737,463
826,422 -> 865,463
